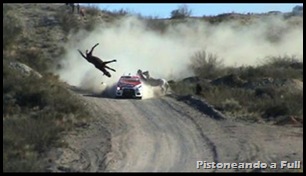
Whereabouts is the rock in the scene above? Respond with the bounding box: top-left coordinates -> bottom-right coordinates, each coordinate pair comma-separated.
9,61 -> 42,78
283,79 -> 303,92
41,16 -> 59,26
181,76 -> 200,84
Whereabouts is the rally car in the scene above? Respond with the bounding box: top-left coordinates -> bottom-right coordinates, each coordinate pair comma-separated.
115,75 -> 143,99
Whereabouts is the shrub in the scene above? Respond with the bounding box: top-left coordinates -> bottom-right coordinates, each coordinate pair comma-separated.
143,16 -> 168,33
54,11 -> 80,34
263,55 -> 302,69
171,5 -> 192,19
112,8 -> 130,16
220,98 -> 242,112
170,81 -> 197,96
84,4 -> 101,16
262,104 -> 290,120
83,16 -> 99,31
238,55 -> 303,80
254,87 -> 277,99
189,50 -> 225,79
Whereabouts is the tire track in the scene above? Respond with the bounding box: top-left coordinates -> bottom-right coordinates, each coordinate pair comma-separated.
158,97 -> 220,172
101,98 -> 215,172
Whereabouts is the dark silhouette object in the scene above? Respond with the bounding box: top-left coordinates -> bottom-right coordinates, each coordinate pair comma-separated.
77,43 -> 116,78
71,3 -> 75,13
195,83 -> 202,95
77,3 -> 80,14
65,3 -> 75,13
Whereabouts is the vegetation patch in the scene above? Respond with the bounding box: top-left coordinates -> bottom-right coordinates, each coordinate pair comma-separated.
172,50 -> 303,125
3,4 -> 95,172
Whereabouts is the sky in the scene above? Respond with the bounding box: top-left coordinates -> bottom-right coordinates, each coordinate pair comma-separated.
82,3 -> 303,18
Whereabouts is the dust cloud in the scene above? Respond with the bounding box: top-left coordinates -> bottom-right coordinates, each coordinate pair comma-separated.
55,14 -> 303,96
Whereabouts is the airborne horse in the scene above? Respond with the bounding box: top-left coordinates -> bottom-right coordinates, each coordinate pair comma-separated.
137,69 -> 169,94
78,43 -> 116,77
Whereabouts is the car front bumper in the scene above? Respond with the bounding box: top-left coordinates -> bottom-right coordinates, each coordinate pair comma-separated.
116,87 -> 143,98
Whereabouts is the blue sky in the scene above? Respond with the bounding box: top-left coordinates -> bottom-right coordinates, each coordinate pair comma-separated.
82,3 -> 303,18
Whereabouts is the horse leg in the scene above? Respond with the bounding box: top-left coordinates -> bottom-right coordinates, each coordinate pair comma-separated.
164,82 -> 169,94
160,85 -> 164,93
166,82 -> 170,93
162,80 -> 168,94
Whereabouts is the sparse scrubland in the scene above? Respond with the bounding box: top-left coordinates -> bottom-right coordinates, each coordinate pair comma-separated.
3,3 -> 303,172
171,52 -> 303,124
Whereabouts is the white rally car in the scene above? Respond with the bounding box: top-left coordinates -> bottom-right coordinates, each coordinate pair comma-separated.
115,75 -> 143,99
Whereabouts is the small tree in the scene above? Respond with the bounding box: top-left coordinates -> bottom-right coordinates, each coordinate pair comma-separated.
170,5 -> 192,19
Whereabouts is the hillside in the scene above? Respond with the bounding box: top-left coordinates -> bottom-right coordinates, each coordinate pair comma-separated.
3,3 -> 303,172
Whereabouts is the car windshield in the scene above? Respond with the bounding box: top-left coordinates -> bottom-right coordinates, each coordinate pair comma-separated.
120,78 -> 140,83
119,76 -> 140,83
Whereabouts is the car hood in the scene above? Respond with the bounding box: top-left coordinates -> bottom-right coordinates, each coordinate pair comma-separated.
118,80 -> 142,87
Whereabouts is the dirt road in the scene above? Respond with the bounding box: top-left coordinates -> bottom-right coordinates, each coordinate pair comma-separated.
49,89 -> 303,172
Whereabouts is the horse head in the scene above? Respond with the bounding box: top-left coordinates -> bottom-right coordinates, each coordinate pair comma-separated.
137,69 -> 148,81
142,71 -> 150,78
137,69 -> 143,75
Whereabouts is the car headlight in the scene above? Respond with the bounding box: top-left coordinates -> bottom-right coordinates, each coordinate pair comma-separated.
117,87 -> 121,90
